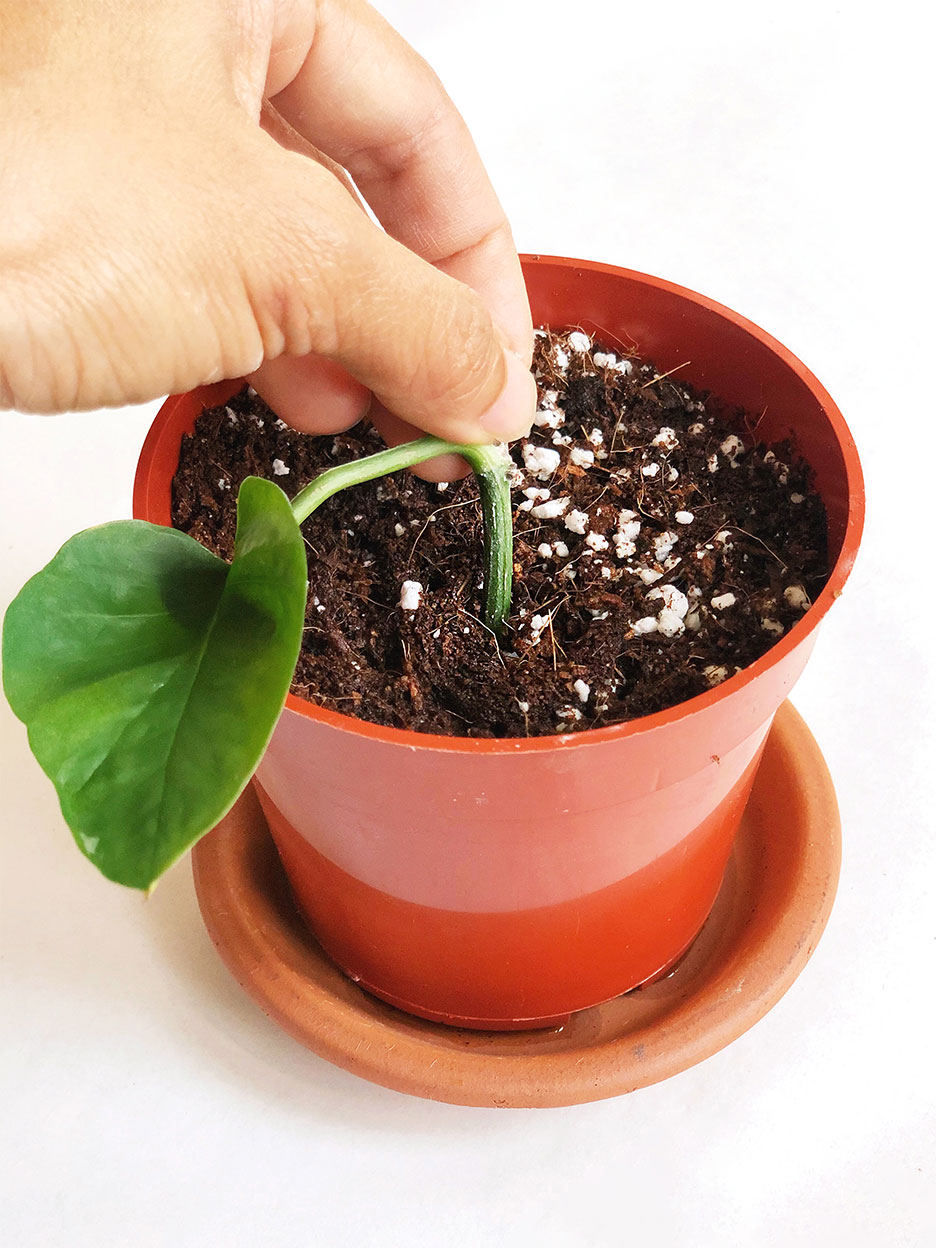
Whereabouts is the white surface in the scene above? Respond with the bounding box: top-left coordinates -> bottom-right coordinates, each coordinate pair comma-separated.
2,1 -> 934,1244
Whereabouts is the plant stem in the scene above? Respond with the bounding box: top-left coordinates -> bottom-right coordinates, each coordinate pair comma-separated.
289,437 -> 514,635
460,443 -> 513,637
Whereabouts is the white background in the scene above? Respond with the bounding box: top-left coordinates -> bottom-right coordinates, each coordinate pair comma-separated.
2,1 -> 934,1244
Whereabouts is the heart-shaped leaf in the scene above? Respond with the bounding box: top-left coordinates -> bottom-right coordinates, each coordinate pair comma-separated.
2,477 -> 307,890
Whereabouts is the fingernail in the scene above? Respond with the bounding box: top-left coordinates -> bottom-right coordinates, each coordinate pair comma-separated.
478,348 -> 536,441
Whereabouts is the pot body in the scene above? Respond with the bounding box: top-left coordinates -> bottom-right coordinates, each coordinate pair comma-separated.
135,257 -> 864,1030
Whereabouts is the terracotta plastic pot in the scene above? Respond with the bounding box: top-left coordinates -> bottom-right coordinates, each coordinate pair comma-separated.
134,256 -> 864,1031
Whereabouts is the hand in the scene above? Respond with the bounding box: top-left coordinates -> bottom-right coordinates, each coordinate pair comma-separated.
0,0 -> 535,472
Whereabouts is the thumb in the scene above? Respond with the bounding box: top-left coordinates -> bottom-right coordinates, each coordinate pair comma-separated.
238,148 -> 536,445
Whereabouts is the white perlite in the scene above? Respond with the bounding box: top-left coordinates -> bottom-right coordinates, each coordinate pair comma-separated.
707,454 -> 719,473
641,462 -> 661,478
523,486 -> 550,501
631,616 -> 658,635
272,459 -> 290,476
529,613 -> 550,644
790,493 -> 805,504
653,530 -> 678,562
570,446 -> 595,468
553,345 -> 570,370
652,427 -> 679,450
564,509 -> 590,535
704,665 -> 729,686
675,510 -> 694,525
567,330 -> 591,353
534,407 -> 564,429
592,352 -> 616,368
657,608 -> 685,637
761,618 -> 784,636
784,584 -> 810,610
217,478 -> 229,491
537,543 -> 553,558
523,443 -> 561,479
531,496 -> 571,520
613,536 -> 636,559
648,584 -> 690,619
587,428 -> 604,446
573,678 -> 591,703
399,580 -> 423,611
720,434 -> 744,461
711,592 -> 737,610
585,532 -> 609,552
617,511 -> 641,541
553,540 -> 570,557
394,523 -> 406,537
552,431 -> 573,447
638,567 -> 664,585
517,701 -> 530,714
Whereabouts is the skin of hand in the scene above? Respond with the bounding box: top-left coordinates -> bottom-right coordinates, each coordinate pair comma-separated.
0,0 -> 535,478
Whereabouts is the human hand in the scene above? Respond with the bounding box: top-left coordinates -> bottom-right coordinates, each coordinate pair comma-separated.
0,0 -> 535,472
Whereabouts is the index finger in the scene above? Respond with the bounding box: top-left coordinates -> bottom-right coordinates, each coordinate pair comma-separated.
266,0 -> 533,360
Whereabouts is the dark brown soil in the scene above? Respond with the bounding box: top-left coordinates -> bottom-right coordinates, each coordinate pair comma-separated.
171,330 -> 829,737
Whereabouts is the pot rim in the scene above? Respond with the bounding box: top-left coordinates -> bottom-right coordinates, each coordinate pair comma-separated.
135,254 -> 865,756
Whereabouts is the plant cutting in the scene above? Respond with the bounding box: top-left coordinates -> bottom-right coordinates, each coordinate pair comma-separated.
5,257 -> 864,1031
2,438 -> 512,890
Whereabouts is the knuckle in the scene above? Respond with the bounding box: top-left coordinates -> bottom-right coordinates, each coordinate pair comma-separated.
240,163 -> 352,360
420,285 -> 499,408
0,279 -> 75,411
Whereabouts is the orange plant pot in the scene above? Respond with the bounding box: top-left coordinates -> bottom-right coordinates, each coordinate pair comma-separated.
134,257 -> 864,1031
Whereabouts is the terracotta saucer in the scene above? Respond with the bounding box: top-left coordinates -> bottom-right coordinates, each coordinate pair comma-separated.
191,701 -> 840,1108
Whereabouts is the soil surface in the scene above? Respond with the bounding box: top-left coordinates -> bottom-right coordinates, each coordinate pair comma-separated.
171,330 -> 829,737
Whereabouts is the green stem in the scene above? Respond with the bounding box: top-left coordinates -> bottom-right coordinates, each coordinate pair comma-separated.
289,437 -> 513,635
460,443 -> 513,637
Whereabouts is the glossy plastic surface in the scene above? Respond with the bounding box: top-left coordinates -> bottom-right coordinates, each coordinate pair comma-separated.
134,257 -> 864,1029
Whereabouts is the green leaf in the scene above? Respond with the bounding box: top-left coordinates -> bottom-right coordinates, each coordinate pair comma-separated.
2,477 -> 307,890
